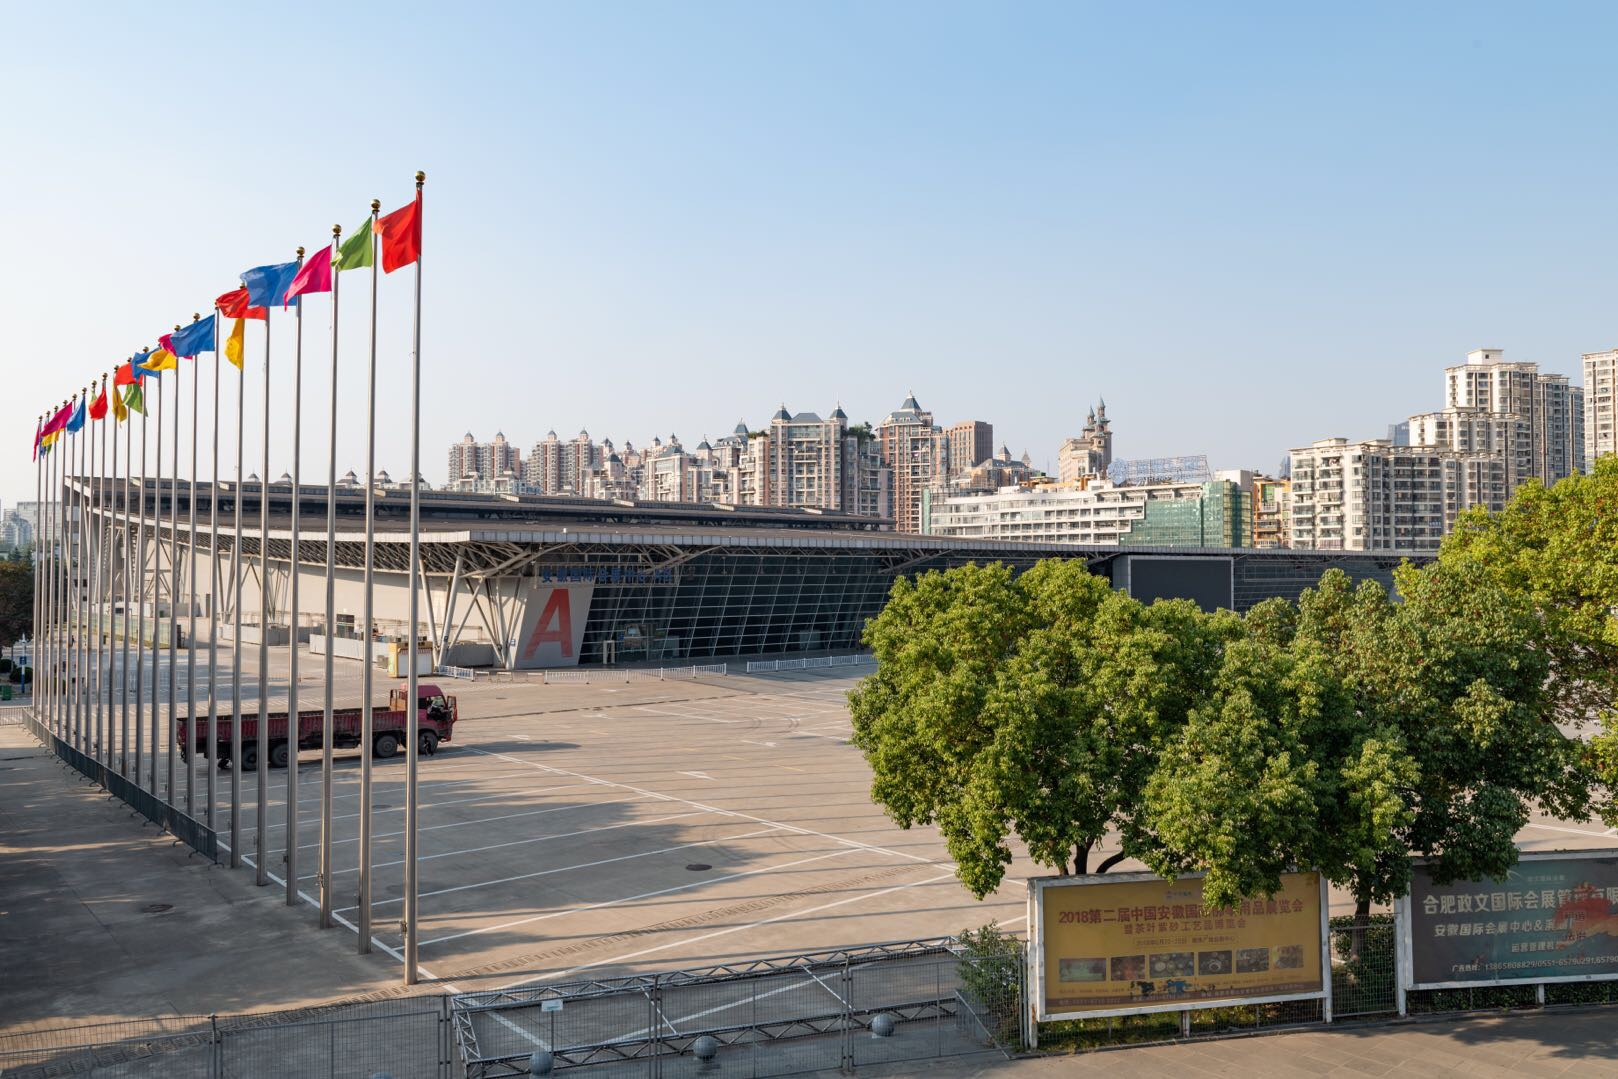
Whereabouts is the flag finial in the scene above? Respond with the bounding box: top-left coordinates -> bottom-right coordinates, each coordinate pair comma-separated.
416,171 -> 425,184
371,198 -> 381,213
333,223 -> 342,237
297,246 -> 305,258
192,313 -> 201,322
174,324 -> 182,331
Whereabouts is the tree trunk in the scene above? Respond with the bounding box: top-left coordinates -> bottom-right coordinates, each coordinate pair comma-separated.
1095,850 -> 1128,874
1073,842 -> 1091,875
1348,896 -> 1372,962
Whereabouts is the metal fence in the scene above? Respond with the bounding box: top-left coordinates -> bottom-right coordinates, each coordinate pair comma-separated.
452,938 -> 1023,1078
0,998 -> 454,1079
21,710 -> 218,862
541,665 -> 729,686
743,655 -> 873,674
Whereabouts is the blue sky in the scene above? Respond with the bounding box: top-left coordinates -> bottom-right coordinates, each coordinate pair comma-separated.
3,2 -> 1616,508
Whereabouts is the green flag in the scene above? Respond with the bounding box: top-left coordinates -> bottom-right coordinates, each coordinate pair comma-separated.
123,382 -> 146,416
335,218 -> 374,272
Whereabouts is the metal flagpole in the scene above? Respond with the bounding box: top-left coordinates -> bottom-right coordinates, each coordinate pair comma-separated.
78,393 -> 90,753
167,344 -> 180,805
149,372 -> 163,794
320,228 -> 340,929
93,379 -> 105,763
231,307 -> 246,866
257,305 -> 272,888
207,312 -> 221,830
50,413 -> 61,737
43,408 -> 55,735
186,320 -> 202,818
137,375 -> 149,784
72,388 -> 85,750
88,384 -> 100,757
231,305 -> 245,867
358,198 -> 380,954
32,416 -> 42,725
186,318 -> 202,818
405,170 -> 425,986
122,387 -> 133,775
286,247 -> 306,908
103,378 -> 115,766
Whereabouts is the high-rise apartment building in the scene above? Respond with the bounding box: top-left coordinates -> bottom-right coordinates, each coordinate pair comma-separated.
945,420 -> 994,479
1585,349 -> 1617,465
1251,476 -> 1291,549
1288,437 -> 1506,553
877,394 -> 945,533
1439,349 -> 1583,484
927,477 -> 1249,548
447,431 -> 521,490
1057,402 -> 1114,482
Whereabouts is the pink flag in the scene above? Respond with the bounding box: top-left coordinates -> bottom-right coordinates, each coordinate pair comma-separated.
159,331 -> 175,355
284,244 -> 333,306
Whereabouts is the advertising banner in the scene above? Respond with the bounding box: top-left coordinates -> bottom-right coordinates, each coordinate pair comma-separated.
1401,849 -> 1618,990
509,582 -> 594,669
1030,870 -> 1327,1020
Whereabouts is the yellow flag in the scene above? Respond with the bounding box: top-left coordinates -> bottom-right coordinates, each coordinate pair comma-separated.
225,317 -> 244,369
112,384 -> 128,422
140,348 -> 178,373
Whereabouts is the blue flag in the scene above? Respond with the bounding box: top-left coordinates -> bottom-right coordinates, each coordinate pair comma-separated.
131,348 -> 161,378
64,399 -> 86,433
240,261 -> 300,310
170,318 -> 216,357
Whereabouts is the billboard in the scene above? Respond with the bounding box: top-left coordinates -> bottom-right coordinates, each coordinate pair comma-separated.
1029,870 -> 1328,1020
1399,849 -> 1618,990
508,582 -> 594,669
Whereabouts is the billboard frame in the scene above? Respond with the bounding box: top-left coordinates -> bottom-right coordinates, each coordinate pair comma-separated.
1027,869 -> 1332,1024
1396,847 -> 1618,999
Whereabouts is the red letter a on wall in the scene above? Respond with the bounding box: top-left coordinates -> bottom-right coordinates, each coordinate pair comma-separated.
522,588 -> 574,661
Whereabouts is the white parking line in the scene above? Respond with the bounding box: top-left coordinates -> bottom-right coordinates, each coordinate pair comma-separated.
493,870 -> 957,991
327,810 -> 709,879
422,846 -> 867,947
348,825 -> 784,912
463,745 -> 935,865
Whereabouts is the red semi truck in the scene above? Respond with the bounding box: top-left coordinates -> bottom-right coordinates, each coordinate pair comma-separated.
176,684 -> 459,770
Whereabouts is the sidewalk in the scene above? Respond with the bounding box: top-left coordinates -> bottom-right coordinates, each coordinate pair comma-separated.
862,1008 -> 1618,1078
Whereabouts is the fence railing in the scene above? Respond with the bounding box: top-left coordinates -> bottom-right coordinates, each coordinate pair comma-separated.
540,663 -> 729,685
452,937 -> 1021,1078
745,654 -> 874,673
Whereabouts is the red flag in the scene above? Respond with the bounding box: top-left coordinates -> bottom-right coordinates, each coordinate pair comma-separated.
41,401 -> 73,437
378,195 -> 421,273
31,417 -> 41,460
114,362 -> 138,386
217,286 -> 269,321
89,387 -> 109,420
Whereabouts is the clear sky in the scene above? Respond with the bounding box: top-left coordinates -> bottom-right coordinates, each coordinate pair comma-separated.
3,2 -> 1616,509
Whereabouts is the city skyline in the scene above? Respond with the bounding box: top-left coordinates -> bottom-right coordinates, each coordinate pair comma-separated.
5,4 -> 1618,512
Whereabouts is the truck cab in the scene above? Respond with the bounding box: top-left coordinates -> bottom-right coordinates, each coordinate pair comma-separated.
389,683 -> 458,755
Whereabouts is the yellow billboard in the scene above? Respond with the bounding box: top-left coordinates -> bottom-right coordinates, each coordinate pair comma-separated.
1031,870 -> 1327,1019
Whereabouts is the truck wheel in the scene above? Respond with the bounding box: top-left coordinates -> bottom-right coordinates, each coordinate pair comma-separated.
373,733 -> 400,760
270,742 -> 290,769
241,744 -> 259,771
419,730 -> 439,756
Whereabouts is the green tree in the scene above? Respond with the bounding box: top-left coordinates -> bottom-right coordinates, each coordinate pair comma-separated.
849,560 -> 1235,898
0,558 -> 33,646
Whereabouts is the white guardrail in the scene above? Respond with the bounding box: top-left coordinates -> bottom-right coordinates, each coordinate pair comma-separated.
744,654 -> 875,674
538,663 -> 730,685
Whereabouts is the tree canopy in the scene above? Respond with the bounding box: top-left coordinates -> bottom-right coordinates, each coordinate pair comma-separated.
850,460 -> 1618,908
0,558 -> 32,647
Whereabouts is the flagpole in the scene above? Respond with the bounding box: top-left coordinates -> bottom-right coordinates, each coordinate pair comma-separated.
231,307 -> 245,873
167,345 -> 180,806
358,198 -> 380,954
122,387 -> 133,776
287,246 -> 306,909
102,377 -> 114,767
231,307 -> 245,868
31,416 -> 40,725
207,313 -> 221,830
320,227 -> 340,930
44,413 -> 54,736
135,375 -> 148,789
79,393 -> 90,753
92,380 -> 105,766
150,371 -> 163,794
186,318 -> 201,819
405,170 -> 425,986
73,389 -> 86,751
257,302 -> 272,889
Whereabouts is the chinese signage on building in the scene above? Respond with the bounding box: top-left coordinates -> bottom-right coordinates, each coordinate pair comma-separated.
1401,849 -> 1618,989
1029,870 -> 1327,1020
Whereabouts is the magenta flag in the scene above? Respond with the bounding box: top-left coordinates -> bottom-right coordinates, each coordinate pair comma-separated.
284,244 -> 333,305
